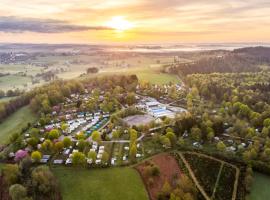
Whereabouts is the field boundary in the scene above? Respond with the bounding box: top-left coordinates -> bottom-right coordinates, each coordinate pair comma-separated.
211,162 -> 224,199
178,152 -> 211,200
182,151 -> 240,200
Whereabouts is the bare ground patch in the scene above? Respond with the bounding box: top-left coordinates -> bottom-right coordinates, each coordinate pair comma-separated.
135,153 -> 182,200
123,114 -> 155,126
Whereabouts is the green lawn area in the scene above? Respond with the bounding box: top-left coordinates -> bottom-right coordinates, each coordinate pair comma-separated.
135,71 -> 179,85
248,172 -> 270,200
52,166 -> 149,200
0,106 -> 37,145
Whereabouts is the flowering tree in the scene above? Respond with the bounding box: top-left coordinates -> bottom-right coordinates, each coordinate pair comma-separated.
15,150 -> 28,162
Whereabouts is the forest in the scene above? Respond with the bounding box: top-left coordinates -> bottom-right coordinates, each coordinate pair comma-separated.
166,47 -> 270,76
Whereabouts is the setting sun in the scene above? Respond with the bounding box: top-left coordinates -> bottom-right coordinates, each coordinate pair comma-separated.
106,16 -> 134,31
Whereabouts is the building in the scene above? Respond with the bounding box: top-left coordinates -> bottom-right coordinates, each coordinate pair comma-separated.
144,99 -> 175,118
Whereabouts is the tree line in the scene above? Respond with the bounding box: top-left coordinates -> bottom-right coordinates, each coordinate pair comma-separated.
167,54 -> 262,76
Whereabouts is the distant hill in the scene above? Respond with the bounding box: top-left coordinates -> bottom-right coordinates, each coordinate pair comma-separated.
166,46 -> 270,76
233,46 -> 270,62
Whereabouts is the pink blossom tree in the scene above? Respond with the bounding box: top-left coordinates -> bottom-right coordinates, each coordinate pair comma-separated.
15,150 -> 28,162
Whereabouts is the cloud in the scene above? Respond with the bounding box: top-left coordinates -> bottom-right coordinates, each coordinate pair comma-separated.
0,16 -> 111,33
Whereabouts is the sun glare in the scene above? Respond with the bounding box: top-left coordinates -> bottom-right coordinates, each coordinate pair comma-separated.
106,16 -> 134,31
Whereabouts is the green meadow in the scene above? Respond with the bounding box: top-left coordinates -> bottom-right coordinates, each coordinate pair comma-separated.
0,106 -> 37,144
53,166 -> 148,200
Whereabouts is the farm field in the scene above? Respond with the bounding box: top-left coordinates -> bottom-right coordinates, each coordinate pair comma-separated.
0,64 -> 43,76
214,164 -> 236,200
0,106 -> 37,144
96,66 -> 179,85
179,152 -> 241,200
183,152 -> 222,197
0,54 -> 180,90
52,166 -> 148,200
0,63 -> 45,91
248,172 -> 270,200
0,74 -> 32,91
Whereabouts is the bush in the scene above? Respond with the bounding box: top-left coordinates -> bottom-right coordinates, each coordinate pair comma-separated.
31,166 -> 58,197
9,184 -> 27,200
152,166 -> 160,176
48,129 -> 59,140
54,141 -> 64,152
2,164 -> 20,186
63,137 -> 72,148
144,163 -> 160,177
72,151 -> 86,167
148,177 -> 154,186
31,151 -> 42,163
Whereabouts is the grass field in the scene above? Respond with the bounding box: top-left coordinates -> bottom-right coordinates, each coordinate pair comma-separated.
248,172 -> 270,200
0,106 -> 37,144
0,55 -> 180,89
88,66 -> 180,85
52,167 -> 148,200
0,74 -> 32,91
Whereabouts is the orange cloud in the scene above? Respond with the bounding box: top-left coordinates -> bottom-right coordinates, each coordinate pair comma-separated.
0,0 -> 269,43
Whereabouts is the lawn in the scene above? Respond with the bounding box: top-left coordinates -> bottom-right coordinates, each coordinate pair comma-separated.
248,172 -> 270,200
52,166 -> 149,200
0,106 -> 37,144
136,71 -> 179,85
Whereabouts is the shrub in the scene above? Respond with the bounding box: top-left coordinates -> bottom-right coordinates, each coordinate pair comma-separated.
54,141 -> 64,152
148,177 -> 154,186
9,184 -> 28,200
63,137 -> 72,148
2,164 -> 20,186
152,166 -> 160,176
72,152 -> 86,167
48,129 -> 60,140
31,151 -> 42,163
31,166 -> 58,197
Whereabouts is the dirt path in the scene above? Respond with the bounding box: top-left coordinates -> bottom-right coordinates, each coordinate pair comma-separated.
178,152 -> 211,200
211,162 -> 224,199
233,167 -> 240,200
102,133 -> 145,144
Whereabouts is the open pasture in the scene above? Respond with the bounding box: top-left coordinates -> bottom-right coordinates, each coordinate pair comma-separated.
0,106 -> 37,144
96,66 -> 179,85
53,166 -> 148,200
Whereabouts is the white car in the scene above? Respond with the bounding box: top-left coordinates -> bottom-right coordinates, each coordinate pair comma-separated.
65,158 -> 72,164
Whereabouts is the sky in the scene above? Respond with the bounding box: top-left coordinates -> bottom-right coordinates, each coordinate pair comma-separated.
0,0 -> 270,44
